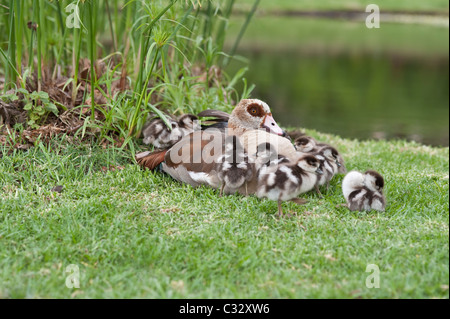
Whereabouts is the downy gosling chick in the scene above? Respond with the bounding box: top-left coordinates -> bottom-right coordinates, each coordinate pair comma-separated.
142,117 -> 183,149
313,146 -> 344,196
178,114 -> 200,137
142,114 -> 200,149
294,136 -> 318,153
216,135 -> 254,196
294,136 -> 347,174
255,142 -> 290,169
256,155 -> 323,217
342,170 -> 386,212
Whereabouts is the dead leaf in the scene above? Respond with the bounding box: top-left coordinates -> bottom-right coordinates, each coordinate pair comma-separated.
324,254 -> 337,262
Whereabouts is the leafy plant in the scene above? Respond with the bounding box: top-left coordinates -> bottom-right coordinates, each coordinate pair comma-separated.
0,0 -> 260,148
4,89 -> 59,129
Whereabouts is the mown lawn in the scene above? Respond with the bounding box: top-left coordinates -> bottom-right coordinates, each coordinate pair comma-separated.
0,131 -> 448,299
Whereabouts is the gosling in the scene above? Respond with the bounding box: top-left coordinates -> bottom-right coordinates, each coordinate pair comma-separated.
256,155 -> 323,217
216,135 -> 254,196
178,114 -> 200,137
342,170 -> 386,212
142,117 -> 183,149
294,136 -> 318,153
313,146 -> 345,196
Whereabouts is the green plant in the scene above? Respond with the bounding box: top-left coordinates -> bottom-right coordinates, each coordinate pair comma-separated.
3,89 -> 59,129
0,0 -> 260,149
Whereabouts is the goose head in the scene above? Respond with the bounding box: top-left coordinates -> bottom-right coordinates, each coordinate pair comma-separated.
228,99 -> 286,137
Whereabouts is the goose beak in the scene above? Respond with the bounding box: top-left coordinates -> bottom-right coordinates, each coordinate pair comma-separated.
316,167 -> 324,175
263,115 -> 285,136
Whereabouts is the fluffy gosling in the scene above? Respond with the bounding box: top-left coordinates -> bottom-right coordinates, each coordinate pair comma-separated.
257,155 -> 323,217
342,170 -> 386,212
216,135 -> 254,196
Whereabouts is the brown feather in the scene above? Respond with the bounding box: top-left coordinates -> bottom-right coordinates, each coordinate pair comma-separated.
197,110 -> 230,121
164,131 -> 224,173
136,150 -> 168,171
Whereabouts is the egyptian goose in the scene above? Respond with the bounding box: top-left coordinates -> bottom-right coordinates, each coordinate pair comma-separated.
342,170 -> 386,212
137,99 -> 296,195
216,135 -> 254,196
197,109 -> 230,131
256,154 -> 323,217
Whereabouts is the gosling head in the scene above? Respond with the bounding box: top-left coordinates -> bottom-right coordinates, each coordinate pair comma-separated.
298,155 -> 324,175
143,118 -> 183,148
294,136 -> 317,153
178,114 -> 200,131
321,146 -> 343,168
223,135 -> 246,160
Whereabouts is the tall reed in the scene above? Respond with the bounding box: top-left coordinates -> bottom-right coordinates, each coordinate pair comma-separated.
0,0 -> 260,148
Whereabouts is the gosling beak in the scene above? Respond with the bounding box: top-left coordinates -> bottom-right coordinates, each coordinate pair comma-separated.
336,160 -> 342,167
316,167 -> 324,175
262,114 -> 285,136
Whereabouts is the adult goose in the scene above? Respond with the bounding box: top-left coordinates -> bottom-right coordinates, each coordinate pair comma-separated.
137,99 -> 298,195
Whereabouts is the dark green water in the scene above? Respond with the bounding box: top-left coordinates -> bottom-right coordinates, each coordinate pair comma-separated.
228,52 -> 449,146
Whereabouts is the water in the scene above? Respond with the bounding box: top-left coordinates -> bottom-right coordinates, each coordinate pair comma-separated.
225,13 -> 449,147
229,51 -> 448,147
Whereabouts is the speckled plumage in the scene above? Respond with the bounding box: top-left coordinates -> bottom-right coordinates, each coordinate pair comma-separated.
138,99 -> 292,197
142,117 -> 182,149
294,136 -> 347,175
216,136 -> 254,195
342,170 -> 386,212
312,146 -> 343,196
142,114 -> 199,149
257,155 -> 323,217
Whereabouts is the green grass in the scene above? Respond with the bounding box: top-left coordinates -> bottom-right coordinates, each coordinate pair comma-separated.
0,133 -> 448,298
236,0 -> 450,12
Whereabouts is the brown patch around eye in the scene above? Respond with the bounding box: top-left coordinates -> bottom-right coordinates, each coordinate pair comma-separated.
247,104 -> 264,117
